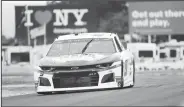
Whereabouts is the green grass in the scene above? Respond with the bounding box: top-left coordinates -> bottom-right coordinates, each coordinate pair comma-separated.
2,85 -> 35,91
2,76 -> 34,85
2,64 -> 35,85
2,65 -> 34,76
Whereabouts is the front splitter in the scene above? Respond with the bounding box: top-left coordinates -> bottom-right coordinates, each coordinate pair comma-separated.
36,82 -> 119,92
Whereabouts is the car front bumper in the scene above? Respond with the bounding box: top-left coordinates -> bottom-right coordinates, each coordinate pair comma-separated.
35,66 -> 123,93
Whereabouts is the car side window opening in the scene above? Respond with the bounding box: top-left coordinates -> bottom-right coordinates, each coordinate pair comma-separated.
114,37 -> 122,52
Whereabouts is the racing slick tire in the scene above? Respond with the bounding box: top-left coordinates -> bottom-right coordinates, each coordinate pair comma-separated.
129,60 -> 135,88
118,60 -> 124,89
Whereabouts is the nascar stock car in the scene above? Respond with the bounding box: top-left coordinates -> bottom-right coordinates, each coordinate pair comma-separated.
34,32 -> 135,94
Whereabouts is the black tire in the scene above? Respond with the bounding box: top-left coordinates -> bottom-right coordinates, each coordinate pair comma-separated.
118,60 -> 124,88
129,60 -> 135,88
37,92 -> 52,95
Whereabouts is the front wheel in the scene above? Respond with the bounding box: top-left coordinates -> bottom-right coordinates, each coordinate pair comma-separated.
118,60 -> 124,89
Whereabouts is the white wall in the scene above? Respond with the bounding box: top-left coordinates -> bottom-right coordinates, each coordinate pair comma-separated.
2,45 -> 51,65
3,46 -> 31,64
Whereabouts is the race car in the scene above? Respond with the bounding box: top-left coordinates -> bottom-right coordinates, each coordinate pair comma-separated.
34,32 -> 135,94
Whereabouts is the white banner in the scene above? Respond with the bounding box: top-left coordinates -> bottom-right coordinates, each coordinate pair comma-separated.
30,25 -> 46,39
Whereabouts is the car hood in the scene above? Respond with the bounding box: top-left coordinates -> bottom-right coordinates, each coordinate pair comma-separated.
39,53 -> 121,67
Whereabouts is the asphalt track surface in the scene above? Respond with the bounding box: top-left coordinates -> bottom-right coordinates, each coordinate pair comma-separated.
2,71 -> 184,106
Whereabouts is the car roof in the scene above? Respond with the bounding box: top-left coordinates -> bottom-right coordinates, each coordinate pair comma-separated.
55,32 -> 117,41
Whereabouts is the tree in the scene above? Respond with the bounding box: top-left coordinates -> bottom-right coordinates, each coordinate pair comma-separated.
98,6 -> 129,39
2,34 -> 9,45
2,34 -> 17,46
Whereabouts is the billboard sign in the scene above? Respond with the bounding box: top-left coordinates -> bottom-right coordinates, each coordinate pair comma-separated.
15,4 -> 99,45
128,1 -> 184,35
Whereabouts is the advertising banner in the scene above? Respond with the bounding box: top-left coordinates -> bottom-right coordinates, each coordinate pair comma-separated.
15,4 -> 99,45
128,1 -> 184,35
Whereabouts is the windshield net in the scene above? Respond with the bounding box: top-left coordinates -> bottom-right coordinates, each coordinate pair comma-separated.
47,38 -> 116,57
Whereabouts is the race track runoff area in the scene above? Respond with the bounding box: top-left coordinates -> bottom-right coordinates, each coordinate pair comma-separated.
2,63 -> 184,106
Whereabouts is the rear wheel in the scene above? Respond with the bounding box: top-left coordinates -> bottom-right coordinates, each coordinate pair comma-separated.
129,60 -> 135,88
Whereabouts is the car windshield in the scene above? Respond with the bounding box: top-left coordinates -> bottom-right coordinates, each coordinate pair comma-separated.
47,38 -> 116,57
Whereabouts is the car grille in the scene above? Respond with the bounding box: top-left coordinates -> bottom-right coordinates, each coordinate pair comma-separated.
52,71 -> 99,88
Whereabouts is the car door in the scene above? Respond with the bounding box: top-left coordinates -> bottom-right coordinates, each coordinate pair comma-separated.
114,37 -> 133,84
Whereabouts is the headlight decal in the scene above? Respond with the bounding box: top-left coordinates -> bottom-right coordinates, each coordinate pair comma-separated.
110,64 -> 121,69
97,61 -> 121,71
40,66 -> 56,72
110,61 -> 121,69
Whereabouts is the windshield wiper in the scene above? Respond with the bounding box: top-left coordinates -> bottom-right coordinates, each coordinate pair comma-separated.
81,38 -> 94,54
